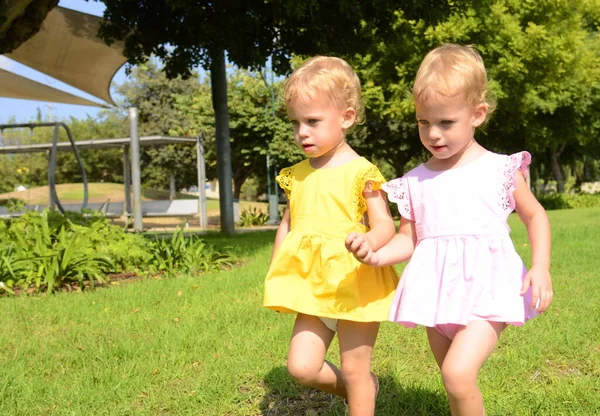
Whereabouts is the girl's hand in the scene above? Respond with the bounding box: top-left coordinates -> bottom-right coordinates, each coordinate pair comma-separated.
345,232 -> 379,266
520,265 -> 553,313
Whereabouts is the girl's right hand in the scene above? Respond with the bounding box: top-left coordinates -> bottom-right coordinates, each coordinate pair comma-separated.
345,232 -> 379,266
520,265 -> 553,313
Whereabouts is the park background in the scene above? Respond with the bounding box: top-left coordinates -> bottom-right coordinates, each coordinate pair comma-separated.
1,0 -> 599,415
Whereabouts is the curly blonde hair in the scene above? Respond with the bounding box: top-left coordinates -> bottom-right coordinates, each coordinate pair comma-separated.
283,56 -> 365,126
413,44 -> 496,123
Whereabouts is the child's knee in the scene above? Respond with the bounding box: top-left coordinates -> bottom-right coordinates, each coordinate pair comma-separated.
441,365 -> 477,397
340,361 -> 370,385
287,359 -> 319,385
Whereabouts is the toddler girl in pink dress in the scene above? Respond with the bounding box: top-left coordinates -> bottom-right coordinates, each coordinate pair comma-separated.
346,44 -> 553,416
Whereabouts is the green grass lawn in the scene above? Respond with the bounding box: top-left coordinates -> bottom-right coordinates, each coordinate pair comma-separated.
0,209 -> 598,415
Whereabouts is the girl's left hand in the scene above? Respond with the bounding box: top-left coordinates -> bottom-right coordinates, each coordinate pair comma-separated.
520,265 -> 553,313
345,232 -> 376,265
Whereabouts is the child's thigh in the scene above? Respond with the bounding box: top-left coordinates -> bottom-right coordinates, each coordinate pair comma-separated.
288,313 -> 336,368
443,320 -> 505,375
337,320 -> 380,369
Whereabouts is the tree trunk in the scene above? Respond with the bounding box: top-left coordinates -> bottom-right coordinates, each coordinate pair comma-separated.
233,167 -> 253,200
210,48 -> 235,235
234,176 -> 244,200
547,146 -> 565,193
390,142 -> 421,178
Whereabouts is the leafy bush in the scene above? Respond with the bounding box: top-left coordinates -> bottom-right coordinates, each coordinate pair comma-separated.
71,220 -> 152,272
2,211 -> 116,293
537,193 -> 600,210
0,246 -> 37,294
238,207 -> 268,226
0,210 -> 237,295
146,227 -> 234,275
34,227 -> 115,292
0,198 -> 26,212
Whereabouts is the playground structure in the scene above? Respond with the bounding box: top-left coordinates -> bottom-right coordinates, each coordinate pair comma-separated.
0,119 -> 209,229
1,5 -> 281,233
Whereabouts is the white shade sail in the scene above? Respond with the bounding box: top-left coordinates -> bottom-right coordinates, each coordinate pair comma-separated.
0,68 -> 107,107
2,6 -> 127,106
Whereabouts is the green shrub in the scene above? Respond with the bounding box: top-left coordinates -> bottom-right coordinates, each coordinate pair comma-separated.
0,245 -> 37,293
0,198 -> 26,212
33,227 -> 115,292
0,211 -> 237,295
238,207 -> 268,226
537,193 -> 600,210
71,220 -> 151,272
3,211 -> 116,293
146,226 -> 235,276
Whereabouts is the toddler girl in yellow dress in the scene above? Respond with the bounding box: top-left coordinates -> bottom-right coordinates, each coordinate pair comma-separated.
263,56 -> 399,415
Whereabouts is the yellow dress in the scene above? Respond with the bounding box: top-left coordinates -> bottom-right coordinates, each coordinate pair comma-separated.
264,157 -> 399,322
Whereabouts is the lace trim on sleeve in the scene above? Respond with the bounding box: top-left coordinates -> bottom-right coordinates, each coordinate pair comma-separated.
382,177 -> 413,221
352,165 -> 386,223
276,166 -> 294,200
500,151 -> 532,212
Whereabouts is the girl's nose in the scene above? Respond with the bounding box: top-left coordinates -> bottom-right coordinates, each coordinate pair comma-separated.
428,126 -> 442,140
298,123 -> 310,138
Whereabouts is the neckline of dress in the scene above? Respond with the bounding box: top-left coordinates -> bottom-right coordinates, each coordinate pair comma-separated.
421,151 -> 491,173
307,156 -> 365,171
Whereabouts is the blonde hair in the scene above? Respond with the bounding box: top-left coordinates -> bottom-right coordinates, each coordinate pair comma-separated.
283,56 -> 365,125
413,44 -> 496,122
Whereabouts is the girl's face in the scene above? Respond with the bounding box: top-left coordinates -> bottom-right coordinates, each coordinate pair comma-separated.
415,91 -> 487,169
286,93 -> 355,161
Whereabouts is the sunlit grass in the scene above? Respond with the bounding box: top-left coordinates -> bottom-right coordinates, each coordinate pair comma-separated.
0,208 -> 598,415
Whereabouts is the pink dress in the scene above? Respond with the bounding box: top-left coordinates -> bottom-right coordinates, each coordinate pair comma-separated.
383,151 -> 537,329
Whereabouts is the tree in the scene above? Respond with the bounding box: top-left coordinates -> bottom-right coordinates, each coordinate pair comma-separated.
479,0 -> 600,192
53,112 -> 129,184
347,0 -> 600,190
96,0 -> 405,234
114,60 -> 201,193
0,0 -> 57,54
173,68 -> 301,199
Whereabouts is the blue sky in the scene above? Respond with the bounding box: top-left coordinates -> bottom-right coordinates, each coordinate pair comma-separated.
0,0 -> 128,124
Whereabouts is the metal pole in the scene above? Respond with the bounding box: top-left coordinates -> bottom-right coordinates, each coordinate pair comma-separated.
47,149 -> 54,210
196,134 -> 208,228
129,108 -> 143,231
123,145 -> 131,217
266,59 -> 279,224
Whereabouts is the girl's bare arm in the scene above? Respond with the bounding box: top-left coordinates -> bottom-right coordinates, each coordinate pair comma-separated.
513,171 -> 553,312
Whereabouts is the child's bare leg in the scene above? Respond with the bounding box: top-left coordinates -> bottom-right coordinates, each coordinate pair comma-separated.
427,321 -> 504,416
287,313 -> 346,397
337,320 -> 380,416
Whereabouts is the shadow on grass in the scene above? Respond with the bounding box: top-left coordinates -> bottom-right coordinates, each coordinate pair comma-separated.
259,366 -> 449,416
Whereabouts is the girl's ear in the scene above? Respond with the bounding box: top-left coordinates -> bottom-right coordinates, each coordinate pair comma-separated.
341,107 -> 357,129
472,103 -> 488,128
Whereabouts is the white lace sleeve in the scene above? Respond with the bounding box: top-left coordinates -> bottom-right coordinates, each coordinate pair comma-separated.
382,177 -> 414,221
500,151 -> 532,211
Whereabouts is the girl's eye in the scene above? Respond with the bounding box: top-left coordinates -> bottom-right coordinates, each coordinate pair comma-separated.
417,120 -> 429,126
308,119 -> 319,125
441,120 -> 455,125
